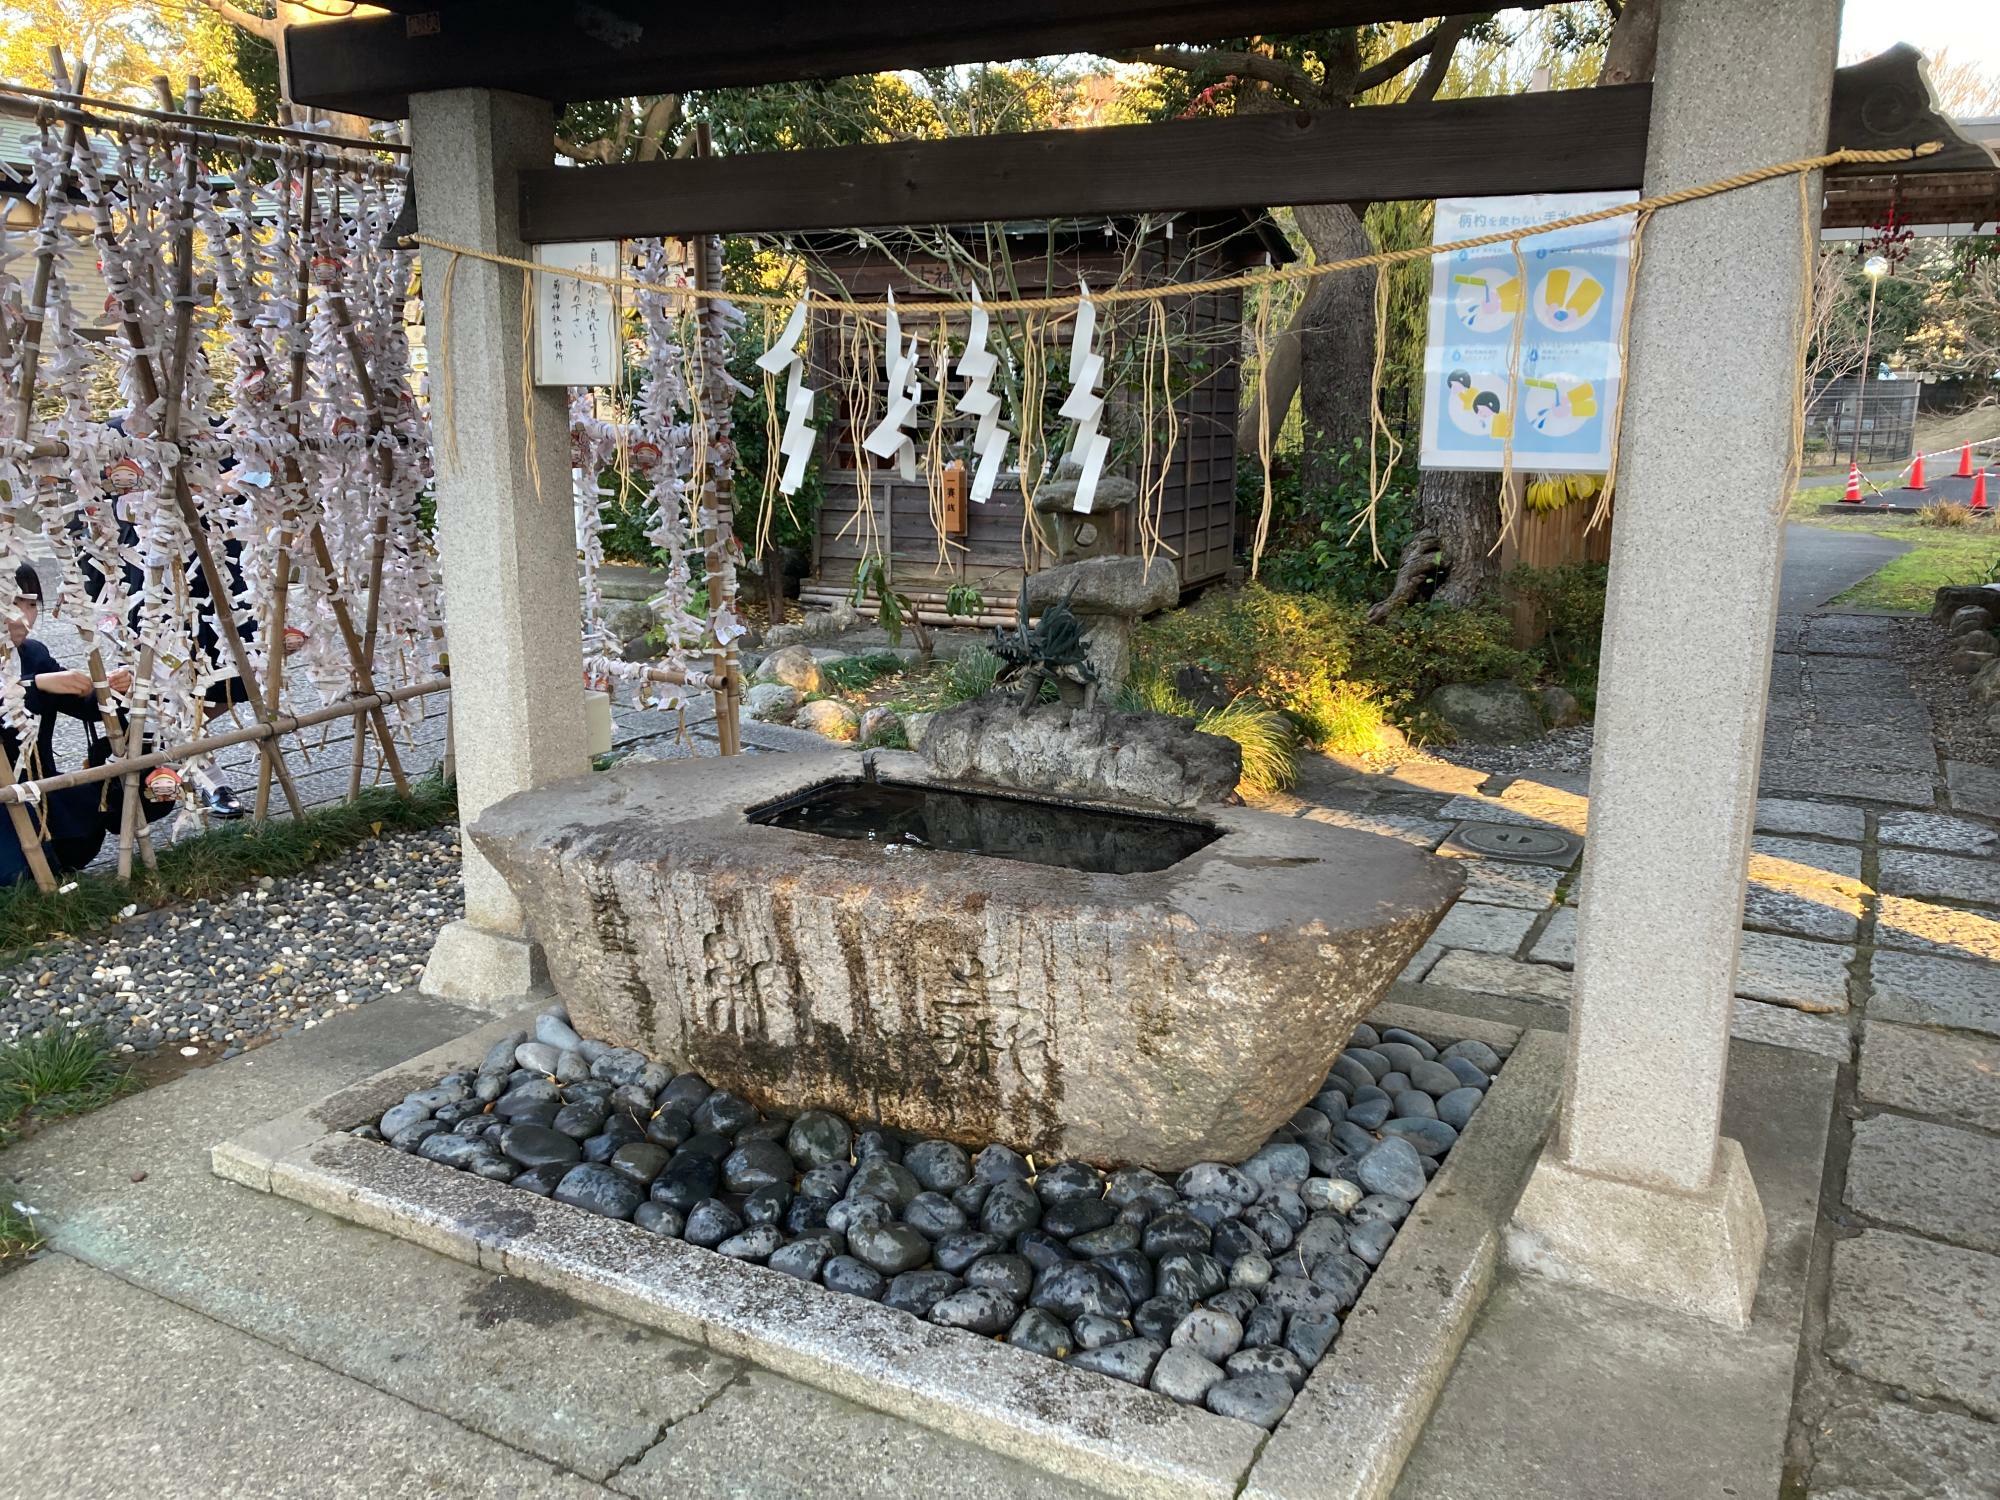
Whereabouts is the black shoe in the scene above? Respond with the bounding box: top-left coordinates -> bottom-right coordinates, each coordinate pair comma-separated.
202,784 -> 248,820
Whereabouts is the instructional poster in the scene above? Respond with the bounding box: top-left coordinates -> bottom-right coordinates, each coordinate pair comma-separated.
533,240 -> 621,387
1418,191 -> 1637,474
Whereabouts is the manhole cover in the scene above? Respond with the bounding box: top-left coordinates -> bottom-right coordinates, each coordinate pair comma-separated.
1443,820 -> 1582,868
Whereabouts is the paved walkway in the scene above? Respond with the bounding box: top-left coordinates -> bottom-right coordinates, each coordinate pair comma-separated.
4,578 -> 1998,1495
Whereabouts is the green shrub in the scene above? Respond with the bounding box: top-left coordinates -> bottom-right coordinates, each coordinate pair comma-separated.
1505,562 -> 1609,688
1195,699 -> 1298,795
0,1026 -> 134,1142
937,647 -> 1003,706
1289,679 -> 1390,755
1239,444 -> 1421,602
819,652 -> 906,692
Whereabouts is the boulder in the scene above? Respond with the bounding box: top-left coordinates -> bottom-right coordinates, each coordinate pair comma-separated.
1426,682 -> 1543,744
858,706 -> 903,744
795,699 -> 861,741
763,599 -> 865,649
1971,658 -> 2000,708
1933,583 -> 2000,625
744,682 -> 800,722
1535,685 -> 1585,728
1948,605 -> 1998,637
755,646 -> 821,693
903,711 -> 936,750
1948,646 -> 1999,675
921,697 -> 1241,808
1949,628 -> 2000,655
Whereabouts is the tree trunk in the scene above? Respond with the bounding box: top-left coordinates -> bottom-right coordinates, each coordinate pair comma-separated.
1289,201 -> 1377,497
1599,0 -> 1662,86
1419,467 -> 1501,606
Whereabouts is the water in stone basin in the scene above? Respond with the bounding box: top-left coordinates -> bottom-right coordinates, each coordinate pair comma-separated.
360,1005 -> 1499,1431
748,777 -> 1221,876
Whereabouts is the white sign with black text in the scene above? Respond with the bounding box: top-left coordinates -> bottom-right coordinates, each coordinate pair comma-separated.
533,241 -> 620,388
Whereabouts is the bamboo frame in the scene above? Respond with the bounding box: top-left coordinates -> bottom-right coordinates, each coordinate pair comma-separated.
689,130 -> 743,755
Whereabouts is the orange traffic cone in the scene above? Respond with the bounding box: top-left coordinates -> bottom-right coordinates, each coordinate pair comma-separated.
1957,444 -> 1976,478
1843,463 -> 1864,503
1973,470 -> 1990,511
1904,452 -> 1928,490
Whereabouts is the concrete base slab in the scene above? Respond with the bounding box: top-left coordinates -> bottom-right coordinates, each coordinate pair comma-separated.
219,1003 -> 1563,1500
1508,1137 -> 1768,1329
1397,1034 -> 1837,1500
420,918 -> 549,1007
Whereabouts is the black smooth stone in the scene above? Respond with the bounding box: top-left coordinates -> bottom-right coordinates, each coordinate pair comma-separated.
822,1255 -> 887,1300
510,1161 -> 570,1197
660,1072 -> 712,1113
453,1116 -> 493,1139
1073,1313 -> 1133,1351
1381,1117 -> 1458,1158
1212,1218 -> 1269,1265
980,1180 -> 1042,1238
390,1120 -> 443,1151
1245,1204 -> 1296,1254
1332,1119 -> 1380,1155
950,1180 -> 991,1216
852,1128 -> 901,1164
433,1099 -> 481,1126
1036,1161 -> 1105,1204
1155,1250 -> 1227,1305
677,1130 -> 733,1162
1042,1198 -> 1117,1239
1132,1295 -> 1192,1346
1142,1211 -> 1212,1258
552,1163 -> 643,1220
644,1108 -> 692,1149
718,1225 -> 783,1262
799,1163 -> 855,1199
786,1110 -> 852,1169
884,1268 -> 961,1317
784,1193 -> 835,1236
905,1139 -> 972,1192
684,1198 -> 745,1248
611,1142 -> 671,1186
769,1238 -> 832,1280
972,1144 -> 1030,1183
722,1138 -> 794,1193
930,1287 -> 1019,1335
849,1160 -> 922,1210
849,1222 -> 933,1275
1015,1229 -> 1072,1273
1103,1167 -> 1169,1208
634,1201 -> 683,1237
1352,1193 -> 1410,1226
1307,1251 -> 1369,1310
1175,1162 -> 1259,1206
1347,1091 -> 1391,1131
1070,1221 -> 1142,1257
1261,1187 -> 1309,1233
1095,1250 -> 1156,1306
1007,1307 -> 1075,1359
494,1100 -> 558,1130
735,1118 -> 792,1146
826,1196 -> 893,1234
1294,1214 -> 1349,1266
1067,1337 -> 1162,1385
1262,1275 -> 1344,1320
1207,1286 -> 1258,1323
933,1232 -> 1007,1274
1378,1071 -> 1413,1098
1242,1302 -> 1286,1349
1285,1309 -> 1340,1368
651,1154 -> 719,1211
965,1253 -> 1033,1303
742,1183 -> 794,1226
417,1132 -> 494,1170
1031,1260 -> 1132,1321
904,1191 -> 968,1240
501,1125 -> 582,1170
552,1102 -> 608,1140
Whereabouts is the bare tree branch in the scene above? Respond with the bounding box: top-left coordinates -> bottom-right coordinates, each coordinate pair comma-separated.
199,0 -> 279,43
1402,17 -> 1468,104
1352,25 -> 1448,96
1107,45 -> 1326,106
636,93 -> 683,162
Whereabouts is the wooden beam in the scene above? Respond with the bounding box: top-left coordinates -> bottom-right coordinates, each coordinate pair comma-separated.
287,0 -> 1550,120
520,88 -> 1657,241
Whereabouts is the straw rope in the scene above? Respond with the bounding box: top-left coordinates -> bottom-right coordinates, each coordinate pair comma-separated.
403,144 -> 1939,318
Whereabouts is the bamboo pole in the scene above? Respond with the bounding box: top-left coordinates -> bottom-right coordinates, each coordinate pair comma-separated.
0,82 -> 409,158
690,129 -> 742,755
0,678 -> 448,806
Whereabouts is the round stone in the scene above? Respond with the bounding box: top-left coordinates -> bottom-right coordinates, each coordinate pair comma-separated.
1170,1306 -> 1243,1363
633,1201 -> 683,1236
554,1102 -> 607,1141
1073,1313 -> 1133,1351
1175,1163 -> 1259,1206
1150,1345 -> 1226,1404
1379,1027 -> 1438,1060
1242,1302 -> 1285,1350
933,1231 -> 1007,1274
1408,1059 -> 1462,1097
500,1124 -> 581,1170
1347,1215 -> 1397,1266
1243,1144 -> 1311,1190
1345,1094 -> 1391,1131
1230,1253 -> 1274,1291
1042,1197 -> 1117,1239
610,1083 -> 655,1117
660,1073 -> 712,1112
852,1129 -> 900,1164
1436,1087 -> 1484,1130
1036,1161 -> 1105,1204
979,1180 -> 1042,1238
1244,1204 -> 1295,1254
1375,1042 -> 1428,1074
904,1191 -> 969,1240
849,1159 -> 922,1210
1032,1260 -> 1132,1321
690,1090 -> 758,1137
1205,1371 -> 1295,1428
1352,1194 -> 1410,1226
1381,1117 -> 1457,1159
534,1011 -> 583,1052
1104,1168 -> 1171,1207
1345,1047 -> 1390,1080
965,1253 -> 1034,1303
510,1162 -> 570,1197
1264,1275 -> 1344,1319
1289,1106 -> 1332,1142
951,1180 -> 991,1217
884,1269 -> 961,1317
822,1255 -> 887,1300
1357,1138 -> 1427,1201
514,1041 -> 560,1074
1015,1229 -> 1071,1273
1069,1221 -> 1142,1257
784,1194 -> 835,1236
1095,1249 -> 1156,1306
1308,1251 -> 1369,1309
1207,1287 -> 1258,1323
552,1163 -> 643,1220
610,1142 -> 671,1185
1303,1177 -> 1363,1215
1293,1213 -> 1348,1266
1068,1337 -> 1162,1385
416,1132 -> 493,1170
1440,1039 -> 1501,1072
722,1138 -> 794,1193
800,1163 -> 855,1199
717,1225 -> 782,1262
1155,1250 -> 1226,1305
1329,1056 -> 1374,1092
786,1111 -> 852,1169
380,1101 -> 431,1139
929,1287 -> 1019,1335
652,1154 -> 719,1211
905,1139 -> 972,1192
644,1108 -> 692,1148
1442,1056 -> 1492,1091
684,1198 -> 745,1248
769,1238 -> 832,1280
741,1183 -> 793,1226
826,1195 -> 893,1234
973,1144 -> 1031,1183
1007,1307 -> 1075,1359
849,1222 -> 933,1275
480,1035 -> 526,1075
1141,1211 -> 1212,1258
1392,1089 -> 1438,1121
1285,1309 -> 1340,1368
1225,1345 -> 1306,1390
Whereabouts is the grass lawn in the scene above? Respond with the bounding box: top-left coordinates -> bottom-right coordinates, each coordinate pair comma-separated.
1790,485 -> 2000,612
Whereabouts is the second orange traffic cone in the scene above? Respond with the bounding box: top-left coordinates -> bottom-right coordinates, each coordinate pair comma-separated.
1958,444 -> 1976,478
1843,463 -> 1864,502
1973,470 -> 1990,511
1905,452 -> 1928,490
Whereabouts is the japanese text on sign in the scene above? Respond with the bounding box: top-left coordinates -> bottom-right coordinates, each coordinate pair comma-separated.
533,241 -> 620,388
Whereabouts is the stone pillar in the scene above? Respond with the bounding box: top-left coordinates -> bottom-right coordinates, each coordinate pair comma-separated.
412,90 -> 588,1005
1508,0 -> 1838,1328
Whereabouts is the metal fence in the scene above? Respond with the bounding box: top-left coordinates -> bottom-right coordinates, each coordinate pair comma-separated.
1805,377 -> 1920,466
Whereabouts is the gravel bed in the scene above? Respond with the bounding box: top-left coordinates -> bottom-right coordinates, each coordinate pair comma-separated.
361,1001 -> 1502,1430
1890,615 -> 1998,768
1403,723 -> 1596,779
0,827 -> 463,1054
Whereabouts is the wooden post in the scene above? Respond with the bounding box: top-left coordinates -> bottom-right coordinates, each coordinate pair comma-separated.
690,126 -> 742,754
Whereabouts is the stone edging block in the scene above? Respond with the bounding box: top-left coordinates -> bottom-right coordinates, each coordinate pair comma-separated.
213,1002 -> 1562,1500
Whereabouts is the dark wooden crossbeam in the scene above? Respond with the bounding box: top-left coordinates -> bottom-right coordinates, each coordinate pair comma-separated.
288,0 -> 1550,120
519,89 -> 1656,241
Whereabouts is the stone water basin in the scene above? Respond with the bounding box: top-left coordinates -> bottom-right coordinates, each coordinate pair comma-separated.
470,749 -> 1461,1171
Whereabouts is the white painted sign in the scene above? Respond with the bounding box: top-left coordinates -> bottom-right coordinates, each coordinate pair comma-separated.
534,241 -> 620,387
1419,192 -> 1637,474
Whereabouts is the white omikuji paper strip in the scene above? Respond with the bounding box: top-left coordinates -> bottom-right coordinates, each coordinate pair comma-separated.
1060,285 -> 1110,513
756,296 -> 818,497
954,286 -> 1010,502
862,290 -> 923,481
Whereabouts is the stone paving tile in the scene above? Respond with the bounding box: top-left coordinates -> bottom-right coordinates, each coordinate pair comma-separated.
1729,999 -> 1851,1062
1423,950 -> 1573,1003
1947,761 -> 2000,820
1867,950 -> 2000,1041
1428,901 -> 1538,956
1752,835 -> 1867,882
1297,806 -> 1454,849
1370,759 -> 1494,796
1875,896 -> 2000,964
1808,1386 -> 2000,1500
1827,1230 -> 2000,1422
1435,776 -> 1590,836
1755,797 -> 1868,842
1528,909 -> 1853,1012
1803,614 -> 1905,656
1878,849 -> 2000,908
1757,760 -> 1937,809
1878,811 -> 2000,856
1769,654 -> 1807,695
1744,883 -> 1865,943
1398,941 -> 1443,984
1447,858 -> 1563,910
1860,1022 -> 2000,1133
1846,1114 -> 2000,1255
